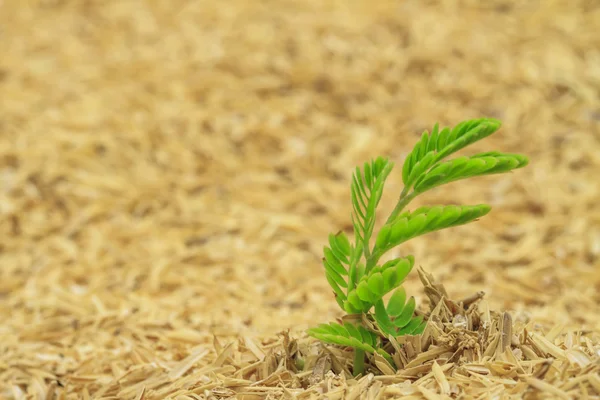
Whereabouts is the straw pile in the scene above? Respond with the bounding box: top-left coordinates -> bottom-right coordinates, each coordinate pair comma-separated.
1,0 -> 599,399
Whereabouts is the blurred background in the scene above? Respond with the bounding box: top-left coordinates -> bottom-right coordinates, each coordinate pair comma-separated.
0,0 -> 599,386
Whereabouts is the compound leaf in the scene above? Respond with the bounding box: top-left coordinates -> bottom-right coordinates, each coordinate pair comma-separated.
402,118 -> 504,190
374,205 -> 490,256
322,232 -> 353,307
413,153 -> 529,194
307,322 -> 380,353
344,256 -> 414,312
351,157 -> 394,258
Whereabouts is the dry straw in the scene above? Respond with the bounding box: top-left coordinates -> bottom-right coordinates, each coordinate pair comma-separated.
1,0 -> 599,399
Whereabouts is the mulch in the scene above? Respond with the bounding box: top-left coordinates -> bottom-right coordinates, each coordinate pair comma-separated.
1,1 -> 599,399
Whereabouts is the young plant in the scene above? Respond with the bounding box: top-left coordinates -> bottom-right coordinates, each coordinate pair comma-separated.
308,118 -> 528,375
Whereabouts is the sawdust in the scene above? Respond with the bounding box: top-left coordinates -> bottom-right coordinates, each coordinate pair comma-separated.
1,0 -> 600,399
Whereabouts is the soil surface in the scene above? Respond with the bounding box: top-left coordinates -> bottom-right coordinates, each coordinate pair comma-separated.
1,1 -> 599,399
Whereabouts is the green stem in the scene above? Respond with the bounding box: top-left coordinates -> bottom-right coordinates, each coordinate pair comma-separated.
365,189 -> 416,271
363,240 -> 371,260
385,190 -> 416,225
365,253 -> 378,272
353,348 -> 365,376
344,314 -> 367,376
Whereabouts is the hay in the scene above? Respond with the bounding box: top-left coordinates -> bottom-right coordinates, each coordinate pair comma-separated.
1,0 -> 599,398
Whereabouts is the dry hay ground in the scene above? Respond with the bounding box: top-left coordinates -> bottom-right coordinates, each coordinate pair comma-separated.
1,0 -> 600,399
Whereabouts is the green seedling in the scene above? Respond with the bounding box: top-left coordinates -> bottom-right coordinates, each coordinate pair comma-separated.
307,118 -> 529,376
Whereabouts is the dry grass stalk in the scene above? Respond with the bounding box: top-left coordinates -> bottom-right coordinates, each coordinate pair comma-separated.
1,0 -> 599,399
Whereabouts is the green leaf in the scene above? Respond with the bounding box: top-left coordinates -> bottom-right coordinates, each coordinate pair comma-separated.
375,223 -> 392,250
436,119 -> 501,160
344,237 -> 363,305
373,296 -> 426,339
356,280 -> 375,303
345,291 -> 368,313
307,322 -> 380,353
404,150 -> 437,189
350,157 -> 394,258
354,263 -> 366,283
359,326 -> 377,347
381,265 -> 398,289
343,322 -> 361,338
325,271 -> 346,297
402,127 -> 437,185
374,300 -> 396,337
344,256 -> 414,312
322,233 -> 352,309
323,263 -> 347,288
402,118 -> 506,191
367,273 -> 384,297
411,318 -> 427,335
323,248 -> 347,276
386,287 -> 407,317
413,153 -> 529,194
374,205 -> 491,255
334,294 -> 345,309
393,297 -> 416,328
381,257 -> 413,288
332,231 -> 351,256
343,303 -> 361,314
328,234 -> 349,265
398,315 -> 424,335
329,323 -> 349,337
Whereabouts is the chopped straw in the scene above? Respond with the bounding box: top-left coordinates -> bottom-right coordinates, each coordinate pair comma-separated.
1,0 -> 599,399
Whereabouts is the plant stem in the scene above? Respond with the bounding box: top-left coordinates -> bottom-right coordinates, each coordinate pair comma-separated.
363,241 -> 371,260
353,348 -> 365,376
365,253 -> 379,272
364,190 -> 416,270
385,190 -> 416,225
353,189 -> 416,375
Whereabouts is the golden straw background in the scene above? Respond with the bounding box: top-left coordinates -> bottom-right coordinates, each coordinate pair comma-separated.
1,1 -> 599,398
